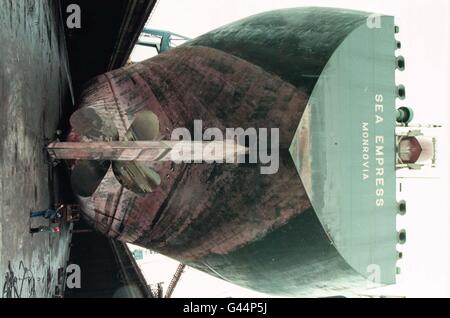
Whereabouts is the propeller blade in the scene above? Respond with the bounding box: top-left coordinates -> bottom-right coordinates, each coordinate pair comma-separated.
71,160 -> 111,197
125,110 -> 160,141
112,161 -> 161,194
70,106 -> 119,141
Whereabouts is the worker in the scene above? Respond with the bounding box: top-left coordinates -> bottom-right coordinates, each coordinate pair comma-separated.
30,225 -> 61,235
30,205 -> 64,221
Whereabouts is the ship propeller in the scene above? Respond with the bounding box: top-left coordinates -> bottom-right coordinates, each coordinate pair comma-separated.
111,111 -> 161,194
69,108 -> 161,197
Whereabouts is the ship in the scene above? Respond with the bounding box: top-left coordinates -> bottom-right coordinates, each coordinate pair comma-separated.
47,7 -> 434,297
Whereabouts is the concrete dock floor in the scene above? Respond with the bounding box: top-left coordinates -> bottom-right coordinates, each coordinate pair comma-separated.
0,1 -> 73,298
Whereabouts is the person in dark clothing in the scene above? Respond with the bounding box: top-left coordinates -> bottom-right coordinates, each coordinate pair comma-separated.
30,205 -> 64,221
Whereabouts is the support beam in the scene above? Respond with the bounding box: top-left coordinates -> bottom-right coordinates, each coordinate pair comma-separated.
165,264 -> 186,298
47,141 -> 248,163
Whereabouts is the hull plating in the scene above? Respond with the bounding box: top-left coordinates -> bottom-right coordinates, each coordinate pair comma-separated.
68,7 -> 398,296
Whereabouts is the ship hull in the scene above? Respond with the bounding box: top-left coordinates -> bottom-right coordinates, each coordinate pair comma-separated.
69,7 -> 398,296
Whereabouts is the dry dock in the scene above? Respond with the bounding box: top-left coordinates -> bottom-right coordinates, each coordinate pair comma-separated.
0,1 -> 72,298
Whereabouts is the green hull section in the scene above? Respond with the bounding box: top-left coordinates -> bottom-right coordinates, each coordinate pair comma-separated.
191,9 -> 399,296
